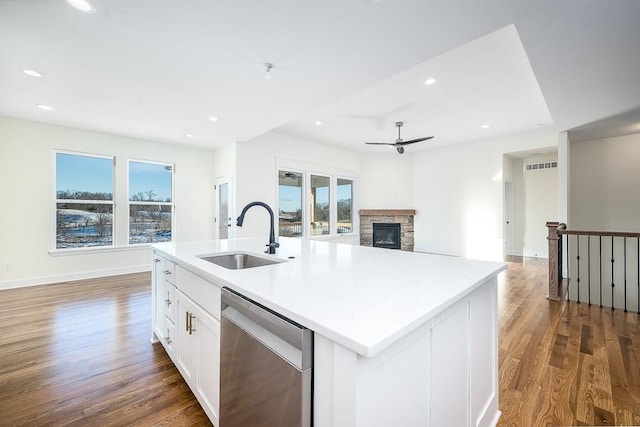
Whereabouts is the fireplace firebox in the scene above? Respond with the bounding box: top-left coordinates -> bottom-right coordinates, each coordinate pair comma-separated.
372,223 -> 401,250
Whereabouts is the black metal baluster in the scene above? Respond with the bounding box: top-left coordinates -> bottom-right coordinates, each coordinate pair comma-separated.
588,235 -> 591,306
624,237 -> 627,313
559,234 -> 563,286
611,236 -> 615,310
558,234 -> 571,301
599,236 -> 603,308
576,235 -> 581,303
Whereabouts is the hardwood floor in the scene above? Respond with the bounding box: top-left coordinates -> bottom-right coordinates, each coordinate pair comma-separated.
498,257 -> 640,427
0,260 -> 638,426
0,273 -> 211,427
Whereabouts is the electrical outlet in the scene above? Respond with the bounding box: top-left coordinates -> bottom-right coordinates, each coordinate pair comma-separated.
0,264 -> 8,271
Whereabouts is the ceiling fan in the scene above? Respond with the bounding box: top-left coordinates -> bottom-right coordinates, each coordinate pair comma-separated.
365,121 -> 434,154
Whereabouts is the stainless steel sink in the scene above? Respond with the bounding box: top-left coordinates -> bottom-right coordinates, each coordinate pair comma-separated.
198,252 -> 284,270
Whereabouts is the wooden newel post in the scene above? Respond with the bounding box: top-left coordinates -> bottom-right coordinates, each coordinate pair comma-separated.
546,221 -> 562,301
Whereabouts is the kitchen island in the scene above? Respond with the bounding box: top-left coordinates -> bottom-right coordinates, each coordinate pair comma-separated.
151,237 -> 506,427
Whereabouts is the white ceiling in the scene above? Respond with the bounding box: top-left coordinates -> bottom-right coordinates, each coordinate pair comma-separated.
1,0 -> 640,154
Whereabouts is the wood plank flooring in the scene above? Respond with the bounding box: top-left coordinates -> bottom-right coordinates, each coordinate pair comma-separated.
498,256 -> 640,427
0,259 -> 638,426
0,273 -> 211,426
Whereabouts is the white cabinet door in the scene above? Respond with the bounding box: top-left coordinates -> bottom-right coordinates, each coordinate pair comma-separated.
195,305 -> 220,425
175,289 -> 220,424
176,291 -> 198,386
197,310 -> 220,425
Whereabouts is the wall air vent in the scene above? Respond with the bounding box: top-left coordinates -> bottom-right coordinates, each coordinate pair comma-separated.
526,161 -> 557,171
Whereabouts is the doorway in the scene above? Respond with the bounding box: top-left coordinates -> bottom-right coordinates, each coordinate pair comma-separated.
504,181 -> 513,256
215,176 -> 232,239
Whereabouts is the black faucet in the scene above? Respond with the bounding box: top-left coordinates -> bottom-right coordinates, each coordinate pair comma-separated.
236,202 -> 280,254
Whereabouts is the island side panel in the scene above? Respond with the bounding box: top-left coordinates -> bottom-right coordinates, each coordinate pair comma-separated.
314,334 -> 358,427
470,279 -> 500,427
430,298 -> 470,427
355,319 -> 431,426
314,276 -> 499,427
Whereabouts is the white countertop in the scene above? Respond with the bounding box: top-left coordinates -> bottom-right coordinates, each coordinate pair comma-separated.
152,237 -> 506,358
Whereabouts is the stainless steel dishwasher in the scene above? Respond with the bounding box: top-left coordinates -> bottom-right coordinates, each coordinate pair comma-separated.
220,287 -> 313,427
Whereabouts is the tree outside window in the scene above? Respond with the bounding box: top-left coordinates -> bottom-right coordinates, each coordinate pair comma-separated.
128,161 -> 173,244
55,152 -> 114,249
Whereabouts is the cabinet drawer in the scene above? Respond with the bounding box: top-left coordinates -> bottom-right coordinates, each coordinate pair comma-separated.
166,282 -> 176,322
163,260 -> 176,282
175,266 -> 221,319
162,318 -> 176,358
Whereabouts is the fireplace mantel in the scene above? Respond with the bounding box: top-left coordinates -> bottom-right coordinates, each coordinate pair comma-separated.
359,209 -> 416,217
359,209 -> 416,251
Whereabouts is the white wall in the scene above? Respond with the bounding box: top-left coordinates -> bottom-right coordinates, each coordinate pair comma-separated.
412,130 -> 557,261
359,154 -> 413,209
570,133 -> 640,231
0,117 -> 216,289
523,155 -> 557,258
234,131 -> 361,242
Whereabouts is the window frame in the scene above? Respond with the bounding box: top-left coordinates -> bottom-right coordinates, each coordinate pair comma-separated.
276,160 -> 357,239
53,150 -> 116,251
127,159 -> 175,246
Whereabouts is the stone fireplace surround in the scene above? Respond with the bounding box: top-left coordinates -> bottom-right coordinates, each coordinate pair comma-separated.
359,209 -> 416,251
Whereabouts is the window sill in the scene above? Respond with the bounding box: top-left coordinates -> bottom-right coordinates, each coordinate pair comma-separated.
49,245 -> 152,257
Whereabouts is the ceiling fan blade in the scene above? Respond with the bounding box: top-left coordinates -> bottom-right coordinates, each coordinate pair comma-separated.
365,142 -> 394,146
397,136 -> 434,146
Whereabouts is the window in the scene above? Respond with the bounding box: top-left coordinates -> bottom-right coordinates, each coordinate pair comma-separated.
310,174 -> 330,236
128,160 -> 173,244
337,178 -> 353,234
55,152 -> 114,249
277,165 -> 356,238
278,171 -> 303,237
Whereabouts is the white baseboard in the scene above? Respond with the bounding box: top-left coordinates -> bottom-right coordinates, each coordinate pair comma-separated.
0,264 -> 151,290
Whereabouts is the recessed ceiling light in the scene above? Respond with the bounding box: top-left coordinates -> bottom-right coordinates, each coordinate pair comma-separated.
208,116 -> 219,122
67,0 -> 95,13
424,78 -> 437,85
23,69 -> 42,78
481,124 -> 490,129
37,104 -> 53,111
185,134 -> 194,138
315,121 -> 323,126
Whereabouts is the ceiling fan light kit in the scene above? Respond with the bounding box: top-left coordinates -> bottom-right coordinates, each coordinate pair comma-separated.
365,121 -> 434,154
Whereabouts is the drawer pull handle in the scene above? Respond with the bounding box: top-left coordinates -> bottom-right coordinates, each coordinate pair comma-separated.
188,312 -> 196,335
163,270 -> 171,275
153,258 -> 161,263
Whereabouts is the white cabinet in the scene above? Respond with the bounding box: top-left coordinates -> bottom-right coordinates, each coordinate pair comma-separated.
151,251 -> 220,426
152,252 -> 176,359
176,289 -> 220,423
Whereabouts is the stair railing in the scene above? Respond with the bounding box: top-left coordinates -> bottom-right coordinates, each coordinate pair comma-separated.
547,222 -> 640,313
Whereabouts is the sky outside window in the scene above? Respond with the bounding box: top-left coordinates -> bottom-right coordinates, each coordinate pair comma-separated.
129,161 -> 172,202
56,153 -> 113,195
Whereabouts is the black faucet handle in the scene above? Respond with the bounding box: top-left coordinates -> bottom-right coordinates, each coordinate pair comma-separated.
265,241 -> 280,254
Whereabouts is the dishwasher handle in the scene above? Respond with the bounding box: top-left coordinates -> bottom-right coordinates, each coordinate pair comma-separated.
221,287 -> 313,369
